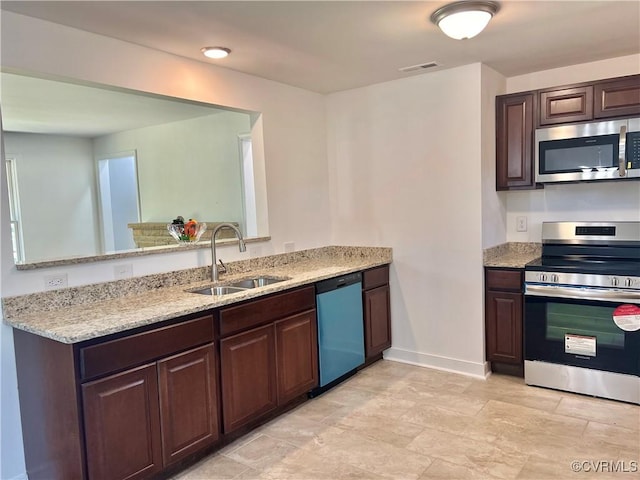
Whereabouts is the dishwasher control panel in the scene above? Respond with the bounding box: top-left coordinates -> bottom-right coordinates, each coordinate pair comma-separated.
315,272 -> 362,294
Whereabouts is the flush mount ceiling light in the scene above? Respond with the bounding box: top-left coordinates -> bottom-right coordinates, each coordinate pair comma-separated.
430,1 -> 500,40
201,46 -> 231,59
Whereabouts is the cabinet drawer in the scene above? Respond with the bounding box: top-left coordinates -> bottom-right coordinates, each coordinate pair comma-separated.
485,269 -> 523,292
80,315 -> 214,381
363,265 -> 389,290
219,286 -> 315,337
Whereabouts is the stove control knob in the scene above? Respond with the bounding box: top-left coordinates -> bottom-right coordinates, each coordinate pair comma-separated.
551,274 -> 559,283
539,273 -> 547,282
624,278 -> 633,287
611,277 -> 619,287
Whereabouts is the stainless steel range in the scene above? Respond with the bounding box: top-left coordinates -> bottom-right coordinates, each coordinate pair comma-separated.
524,222 -> 640,404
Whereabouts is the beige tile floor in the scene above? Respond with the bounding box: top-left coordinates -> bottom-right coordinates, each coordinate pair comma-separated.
175,360 -> 640,480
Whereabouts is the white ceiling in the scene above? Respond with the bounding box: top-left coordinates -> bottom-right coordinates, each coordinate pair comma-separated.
0,72 -> 229,136
1,1 -> 639,94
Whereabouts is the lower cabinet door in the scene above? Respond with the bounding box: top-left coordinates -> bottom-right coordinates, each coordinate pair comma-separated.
275,310 -> 318,404
364,285 -> 392,358
82,364 -> 162,480
485,291 -> 523,364
157,344 -> 219,466
220,324 -> 277,433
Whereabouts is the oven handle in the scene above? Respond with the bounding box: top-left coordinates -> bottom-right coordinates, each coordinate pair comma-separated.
525,284 -> 640,303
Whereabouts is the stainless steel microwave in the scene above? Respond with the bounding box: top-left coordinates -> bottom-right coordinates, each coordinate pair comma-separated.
535,118 -> 640,183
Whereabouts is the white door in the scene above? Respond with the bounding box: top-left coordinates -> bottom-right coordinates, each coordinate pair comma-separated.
238,134 -> 257,237
97,152 -> 140,252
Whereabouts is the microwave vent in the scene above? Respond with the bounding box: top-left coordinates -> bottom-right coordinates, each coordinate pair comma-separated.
398,61 -> 440,73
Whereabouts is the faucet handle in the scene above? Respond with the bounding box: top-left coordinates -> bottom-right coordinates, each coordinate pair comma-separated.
218,259 -> 227,274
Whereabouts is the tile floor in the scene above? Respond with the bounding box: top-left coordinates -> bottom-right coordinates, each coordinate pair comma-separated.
175,360 -> 640,480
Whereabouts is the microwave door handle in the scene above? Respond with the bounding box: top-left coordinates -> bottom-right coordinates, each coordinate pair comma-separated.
619,125 -> 627,177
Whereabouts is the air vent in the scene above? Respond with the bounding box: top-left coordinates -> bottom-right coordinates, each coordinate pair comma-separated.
398,62 -> 440,73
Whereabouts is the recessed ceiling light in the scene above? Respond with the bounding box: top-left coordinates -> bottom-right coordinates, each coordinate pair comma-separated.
430,1 -> 500,40
201,47 -> 231,59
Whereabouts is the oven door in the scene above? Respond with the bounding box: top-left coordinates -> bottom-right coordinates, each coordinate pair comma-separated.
525,285 -> 640,376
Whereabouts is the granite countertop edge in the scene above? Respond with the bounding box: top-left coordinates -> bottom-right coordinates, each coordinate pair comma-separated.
3,246 -> 392,344
483,242 -> 542,269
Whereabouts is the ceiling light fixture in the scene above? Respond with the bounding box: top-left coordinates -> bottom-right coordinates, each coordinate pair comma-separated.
430,1 -> 500,40
201,46 -> 231,59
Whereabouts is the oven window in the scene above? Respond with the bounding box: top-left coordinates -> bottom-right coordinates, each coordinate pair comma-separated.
546,303 -> 624,349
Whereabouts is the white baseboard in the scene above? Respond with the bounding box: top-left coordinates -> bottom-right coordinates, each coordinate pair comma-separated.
383,347 -> 490,379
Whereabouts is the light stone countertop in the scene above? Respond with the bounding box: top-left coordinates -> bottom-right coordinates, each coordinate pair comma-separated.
2,246 -> 391,344
483,242 -> 541,269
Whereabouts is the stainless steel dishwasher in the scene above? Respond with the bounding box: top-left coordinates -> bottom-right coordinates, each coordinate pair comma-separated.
310,272 -> 365,397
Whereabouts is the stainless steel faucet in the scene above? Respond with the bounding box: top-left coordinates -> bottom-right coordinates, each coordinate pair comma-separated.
211,223 -> 246,282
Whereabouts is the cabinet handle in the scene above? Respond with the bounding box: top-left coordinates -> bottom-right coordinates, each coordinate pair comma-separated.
619,125 -> 627,177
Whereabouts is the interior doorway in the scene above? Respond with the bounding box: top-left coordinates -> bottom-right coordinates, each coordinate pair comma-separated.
238,134 -> 257,237
97,151 -> 140,252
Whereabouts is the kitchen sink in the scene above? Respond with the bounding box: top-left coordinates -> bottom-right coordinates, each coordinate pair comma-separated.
189,285 -> 248,296
227,276 -> 289,289
188,276 -> 290,296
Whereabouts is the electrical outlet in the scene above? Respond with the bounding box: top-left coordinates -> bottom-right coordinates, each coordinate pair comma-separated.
516,216 -> 528,232
44,273 -> 68,290
114,264 -> 133,279
248,246 -> 263,258
283,242 -> 295,253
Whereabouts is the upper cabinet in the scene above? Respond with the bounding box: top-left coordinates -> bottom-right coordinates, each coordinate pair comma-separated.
495,74 -> 640,191
539,86 -> 593,126
496,93 -> 536,190
594,76 -> 640,119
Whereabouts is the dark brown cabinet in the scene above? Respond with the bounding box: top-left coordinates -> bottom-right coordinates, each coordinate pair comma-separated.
275,311 -> 318,404
363,265 -> 392,363
594,75 -> 640,118
495,74 -> 640,191
539,86 -> 593,125
218,286 -> 317,434
495,93 -> 536,190
14,314 -> 217,480
158,345 -> 219,466
220,324 -> 277,433
80,317 -> 219,478
82,342 -> 219,479
484,268 -> 523,376
82,364 -> 163,480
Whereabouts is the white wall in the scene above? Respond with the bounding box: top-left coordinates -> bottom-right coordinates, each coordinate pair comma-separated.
326,63 -> 487,377
480,65 -> 508,248
504,54 -> 640,242
0,113 -> 24,479
506,54 -> 640,93
0,12 -> 329,479
506,182 -> 640,242
3,132 -> 100,262
93,111 -> 249,224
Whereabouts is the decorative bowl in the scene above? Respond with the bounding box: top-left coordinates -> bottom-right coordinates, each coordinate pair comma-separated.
167,222 -> 207,244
